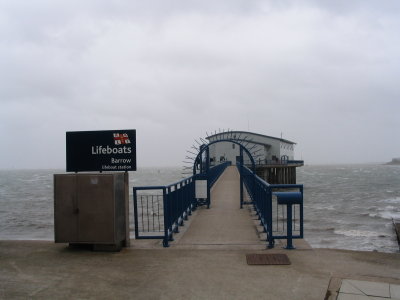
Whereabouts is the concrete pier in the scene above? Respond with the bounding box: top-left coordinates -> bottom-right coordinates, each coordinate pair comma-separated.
1,241 -> 400,299
1,166 -> 400,299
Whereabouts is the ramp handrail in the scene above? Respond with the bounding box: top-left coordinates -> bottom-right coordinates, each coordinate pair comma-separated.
237,164 -> 304,248
207,161 -> 231,186
133,162 -> 231,247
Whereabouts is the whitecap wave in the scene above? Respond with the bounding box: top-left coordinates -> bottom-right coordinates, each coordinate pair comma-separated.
368,204 -> 400,220
334,229 -> 387,238
379,197 -> 400,204
373,211 -> 400,220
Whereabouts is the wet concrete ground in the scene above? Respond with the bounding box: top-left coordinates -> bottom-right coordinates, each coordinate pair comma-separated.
1,167 -> 399,299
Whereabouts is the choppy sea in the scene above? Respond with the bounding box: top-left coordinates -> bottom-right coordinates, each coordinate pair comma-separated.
0,165 -> 399,252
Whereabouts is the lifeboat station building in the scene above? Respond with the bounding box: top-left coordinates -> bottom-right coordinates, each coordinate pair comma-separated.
206,131 -> 303,184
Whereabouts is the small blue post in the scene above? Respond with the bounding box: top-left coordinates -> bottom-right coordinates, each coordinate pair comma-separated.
240,148 -> 244,209
162,188 -> 169,247
267,189 -> 274,249
206,179 -> 210,209
285,204 -> 295,249
133,188 -> 139,239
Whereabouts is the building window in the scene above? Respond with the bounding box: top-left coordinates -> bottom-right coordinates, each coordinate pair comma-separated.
232,144 -> 235,149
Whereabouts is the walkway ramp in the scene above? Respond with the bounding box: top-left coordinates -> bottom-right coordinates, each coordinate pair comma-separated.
174,166 -> 265,249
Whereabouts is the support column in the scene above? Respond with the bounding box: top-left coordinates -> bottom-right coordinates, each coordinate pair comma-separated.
293,168 -> 296,184
240,147 -> 244,208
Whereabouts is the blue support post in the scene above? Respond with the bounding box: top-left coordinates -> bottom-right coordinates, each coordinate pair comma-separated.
167,187 -> 175,241
300,186 -> 304,238
133,188 -> 139,239
192,175 -> 197,211
162,187 -> 169,247
177,183 -> 184,226
239,147 -> 244,209
206,148 -> 211,209
267,188 -> 274,249
206,178 -> 211,209
184,181 -> 190,219
286,204 -> 294,249
206,147 -> 210,173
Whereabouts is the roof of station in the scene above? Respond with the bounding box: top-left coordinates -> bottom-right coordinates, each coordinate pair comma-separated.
206,130 -> 296,145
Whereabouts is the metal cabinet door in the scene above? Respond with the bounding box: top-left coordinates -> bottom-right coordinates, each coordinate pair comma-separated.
77,175 -> 115,243
54,175 -> 78,242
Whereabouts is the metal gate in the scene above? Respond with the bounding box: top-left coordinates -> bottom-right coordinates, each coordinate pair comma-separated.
133,187 -> 165,240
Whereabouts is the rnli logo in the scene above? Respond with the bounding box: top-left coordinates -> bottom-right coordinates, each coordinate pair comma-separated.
113,133 -> 131,145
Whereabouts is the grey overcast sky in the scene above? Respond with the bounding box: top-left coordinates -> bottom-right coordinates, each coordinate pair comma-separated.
1,0 -> 399,169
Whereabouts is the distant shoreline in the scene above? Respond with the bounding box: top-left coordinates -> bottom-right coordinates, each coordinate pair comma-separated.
386,158 -> 400,165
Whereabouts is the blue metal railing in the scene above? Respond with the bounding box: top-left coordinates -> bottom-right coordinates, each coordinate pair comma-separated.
163,176 -> 196,246
206,161 -> 231,186
133,162 -> 230,247
237,164 -> 304,248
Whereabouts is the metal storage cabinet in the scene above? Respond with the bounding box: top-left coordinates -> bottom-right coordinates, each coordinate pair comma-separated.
54,173 -> 128,249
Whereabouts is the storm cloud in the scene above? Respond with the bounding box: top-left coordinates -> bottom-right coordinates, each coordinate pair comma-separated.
1,0 -> 399,168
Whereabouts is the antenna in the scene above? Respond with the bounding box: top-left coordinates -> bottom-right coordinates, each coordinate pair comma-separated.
200,138 -> 208,144
248,144 -> 257,151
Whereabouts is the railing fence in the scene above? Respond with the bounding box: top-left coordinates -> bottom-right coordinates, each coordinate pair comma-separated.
237,164 -> 304,248
133,162 -> 303,249
133,162 -> 231,247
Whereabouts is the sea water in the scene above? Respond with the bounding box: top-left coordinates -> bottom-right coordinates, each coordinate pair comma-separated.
298,164 -> 400,252
0,165 -> 399,252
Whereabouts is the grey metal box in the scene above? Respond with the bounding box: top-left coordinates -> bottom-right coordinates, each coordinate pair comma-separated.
54,173 -> 129,249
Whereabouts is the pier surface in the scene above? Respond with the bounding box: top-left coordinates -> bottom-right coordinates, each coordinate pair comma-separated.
1,166 -> 400,299
174,166 -> 265,249
1,241 -> 399,299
